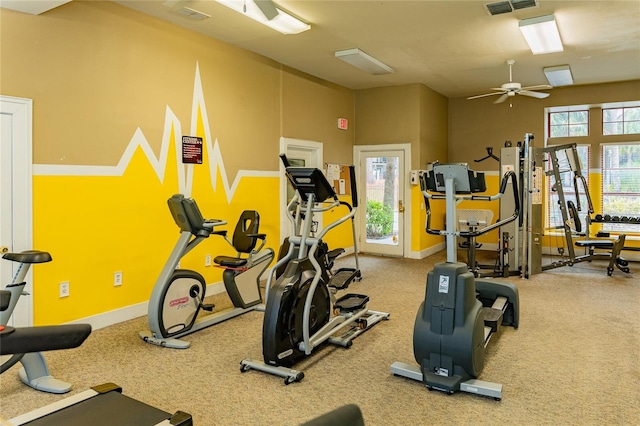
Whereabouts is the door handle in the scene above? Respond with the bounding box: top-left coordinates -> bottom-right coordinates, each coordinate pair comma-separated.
0,246 -> 8,254
398,200 -> 405,213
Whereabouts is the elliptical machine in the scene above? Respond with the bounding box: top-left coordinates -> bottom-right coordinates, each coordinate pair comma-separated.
1,250 -> 85,393
391,162 -> 520,400
139,194 -> 274,349
240,164 -> 389,384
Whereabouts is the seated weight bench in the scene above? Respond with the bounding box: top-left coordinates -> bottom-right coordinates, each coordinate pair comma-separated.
575,234 -> 630,276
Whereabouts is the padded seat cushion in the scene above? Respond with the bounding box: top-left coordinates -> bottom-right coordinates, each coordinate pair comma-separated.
575,240 -> 614,249
213,255 -> 247,268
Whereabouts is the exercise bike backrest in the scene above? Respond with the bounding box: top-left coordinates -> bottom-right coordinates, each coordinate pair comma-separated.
419,162 -> 520,239
229,210 -> 265,255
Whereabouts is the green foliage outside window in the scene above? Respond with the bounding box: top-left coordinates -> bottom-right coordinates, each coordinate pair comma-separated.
366,200 -> 393,238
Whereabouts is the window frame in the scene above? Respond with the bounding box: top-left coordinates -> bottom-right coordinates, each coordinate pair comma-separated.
600,141 -> 640,234
548,110 -> 590,138
602,106 -> 640,135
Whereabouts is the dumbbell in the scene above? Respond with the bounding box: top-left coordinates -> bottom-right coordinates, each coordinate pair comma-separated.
621,216 -> 629,222
604,214 -> 612,221
612,216 -> 620,221
595,214 -> 603,222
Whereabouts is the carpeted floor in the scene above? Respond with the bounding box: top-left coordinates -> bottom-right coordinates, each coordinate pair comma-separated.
1,251 -> 639,425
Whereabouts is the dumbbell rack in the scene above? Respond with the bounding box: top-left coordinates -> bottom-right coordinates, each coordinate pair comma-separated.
586,214 -> 640,238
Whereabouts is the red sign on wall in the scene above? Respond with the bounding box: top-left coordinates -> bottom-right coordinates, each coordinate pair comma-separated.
182,136 -> 203,164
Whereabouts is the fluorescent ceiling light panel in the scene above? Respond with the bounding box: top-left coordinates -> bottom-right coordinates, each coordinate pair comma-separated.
0,0 -> 71,15
215,0 -> 310,35
519,15 -> 563,55
335,48 -> 394,75
544,65 -> 574,86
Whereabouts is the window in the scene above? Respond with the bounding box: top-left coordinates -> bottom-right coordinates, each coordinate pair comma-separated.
548,110 -> 589,137
547,145 -> 590,231
601,143 -> 640,232
603,107 -> 640,135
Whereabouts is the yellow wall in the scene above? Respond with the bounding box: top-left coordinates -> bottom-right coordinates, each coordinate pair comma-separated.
0,2 -> 358,325
2,1 -> 638,326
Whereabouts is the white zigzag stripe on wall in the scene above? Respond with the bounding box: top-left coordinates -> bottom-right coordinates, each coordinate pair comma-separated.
33,63 -> 278,202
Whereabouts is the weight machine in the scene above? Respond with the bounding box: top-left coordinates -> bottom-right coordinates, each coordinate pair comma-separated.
541,143 -> 631,276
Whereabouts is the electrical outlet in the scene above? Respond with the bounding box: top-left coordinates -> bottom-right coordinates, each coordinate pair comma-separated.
205,254 -> 212,267
114,272 -> 123,286
59,281 -> 70,298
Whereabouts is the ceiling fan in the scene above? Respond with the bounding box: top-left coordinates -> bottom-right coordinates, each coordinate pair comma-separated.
468,60 -> 552,104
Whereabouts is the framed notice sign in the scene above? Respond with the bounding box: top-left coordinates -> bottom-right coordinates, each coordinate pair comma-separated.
182,136 -> 203,164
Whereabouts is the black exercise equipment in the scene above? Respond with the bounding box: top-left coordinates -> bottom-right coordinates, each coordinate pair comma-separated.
240,162 -> 389,384
1,290 -> 192,426
300,404 -> 365,426
1,250 -> 84,393
391,163 -> 519,400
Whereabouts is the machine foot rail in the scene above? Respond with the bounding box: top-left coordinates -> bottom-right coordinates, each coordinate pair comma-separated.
239,359 -> 304,385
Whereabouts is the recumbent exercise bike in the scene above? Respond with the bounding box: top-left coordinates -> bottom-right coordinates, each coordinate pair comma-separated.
391,162 -> 520,400
139,194 -> 274,349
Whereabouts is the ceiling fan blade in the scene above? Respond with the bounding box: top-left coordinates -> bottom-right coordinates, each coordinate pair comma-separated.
519,90 -> 550,99
521,84 -> 553,91
467,92 -> 505,100
494,93 -> 510,104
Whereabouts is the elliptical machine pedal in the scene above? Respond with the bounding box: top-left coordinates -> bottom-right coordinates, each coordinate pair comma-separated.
334,294 -> 369,313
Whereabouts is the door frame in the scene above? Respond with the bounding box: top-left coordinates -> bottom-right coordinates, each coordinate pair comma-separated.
279,137 -> 323,242
1,95 -> 34,326
354,143 -> 411,258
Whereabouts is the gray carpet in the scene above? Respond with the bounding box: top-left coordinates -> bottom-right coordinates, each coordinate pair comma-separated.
1,252 -> 639,425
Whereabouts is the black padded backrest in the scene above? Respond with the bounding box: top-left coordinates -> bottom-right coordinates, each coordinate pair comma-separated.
1,290 -> 10,311
233,210 -> 260,254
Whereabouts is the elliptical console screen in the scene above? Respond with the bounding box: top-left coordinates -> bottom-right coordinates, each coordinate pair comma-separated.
286,167 -> 336,203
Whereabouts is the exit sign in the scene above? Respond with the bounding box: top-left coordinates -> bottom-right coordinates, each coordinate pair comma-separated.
337,118 -> 348,130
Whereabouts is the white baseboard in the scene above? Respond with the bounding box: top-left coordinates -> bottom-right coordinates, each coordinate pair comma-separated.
68,281 -> 227,331
407,242 -> 446,259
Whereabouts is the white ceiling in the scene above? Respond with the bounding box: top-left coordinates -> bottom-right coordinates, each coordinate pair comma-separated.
9,1 -> 640,98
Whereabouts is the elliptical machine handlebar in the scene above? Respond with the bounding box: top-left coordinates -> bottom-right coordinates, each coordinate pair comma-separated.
420,168 -> 519,238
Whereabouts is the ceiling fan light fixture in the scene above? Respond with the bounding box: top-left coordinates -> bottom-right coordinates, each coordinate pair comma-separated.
519,14 -> 563,55
335,48 -> 394,75
215,0 -> 310,34
544,65 -> 574,86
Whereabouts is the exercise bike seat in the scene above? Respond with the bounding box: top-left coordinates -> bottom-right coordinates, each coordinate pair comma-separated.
214,210 -> 265,268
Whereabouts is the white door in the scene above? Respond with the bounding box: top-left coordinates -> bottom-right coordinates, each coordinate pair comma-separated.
279,137 -> 323,242
0,96 -> 33,326
356,145 -> 410,257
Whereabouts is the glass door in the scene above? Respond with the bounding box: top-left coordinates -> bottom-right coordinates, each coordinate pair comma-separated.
359,151 -> 404,257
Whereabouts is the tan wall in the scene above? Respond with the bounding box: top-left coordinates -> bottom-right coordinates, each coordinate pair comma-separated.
0,1 -> 359,324
281,67 -> 355,164
449,80 -> 640,167
354,83 -> 448,169
0,1 -> 354,177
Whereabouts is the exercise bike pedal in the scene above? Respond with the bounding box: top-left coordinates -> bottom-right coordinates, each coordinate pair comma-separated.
334,293 -> 369,313
200,303 -> 215,312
